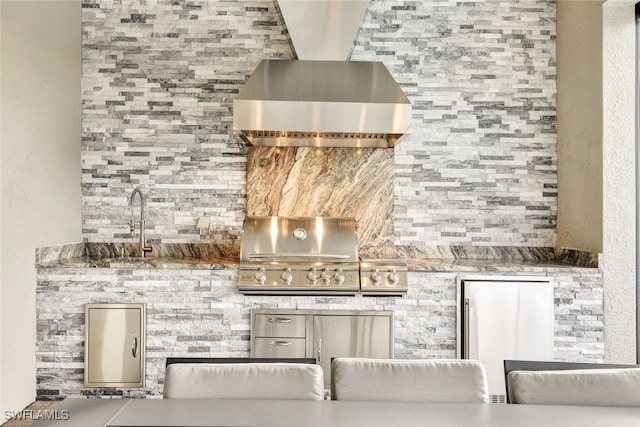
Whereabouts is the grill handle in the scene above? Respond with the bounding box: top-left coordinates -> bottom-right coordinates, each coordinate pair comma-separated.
249,253 -> 350,259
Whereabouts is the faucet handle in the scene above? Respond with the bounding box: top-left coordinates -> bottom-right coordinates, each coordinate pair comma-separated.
141,245 -> 152,257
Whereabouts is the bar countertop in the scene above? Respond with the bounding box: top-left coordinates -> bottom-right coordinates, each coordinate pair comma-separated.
35,242 -> 599,273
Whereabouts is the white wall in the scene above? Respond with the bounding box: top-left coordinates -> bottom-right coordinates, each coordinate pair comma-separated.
0,0 -> 3,413
558,0 -> 637,364
602,0 -> 637,363
0,0 -> 81,414
556,1 -> 603,252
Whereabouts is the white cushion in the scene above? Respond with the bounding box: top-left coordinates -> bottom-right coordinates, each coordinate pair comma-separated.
163,363 -> 324,400
331,358 -> 489,403
508,368 -> 640,407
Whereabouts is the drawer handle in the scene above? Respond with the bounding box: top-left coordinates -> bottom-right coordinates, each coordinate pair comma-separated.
268,317 -> 293,323
269,340 -> 292,347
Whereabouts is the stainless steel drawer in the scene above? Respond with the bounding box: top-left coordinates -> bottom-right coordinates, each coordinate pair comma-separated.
253,338 -> 307,358
253,314 -> 306,337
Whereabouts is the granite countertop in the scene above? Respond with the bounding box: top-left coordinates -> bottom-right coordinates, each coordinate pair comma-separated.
37,255 -> 237,270
36,242 -> 239,270
36,242 -> 600,273
406,258 -> 599,273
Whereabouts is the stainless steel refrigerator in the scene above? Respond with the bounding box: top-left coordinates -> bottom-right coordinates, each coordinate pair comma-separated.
457,276 -> 554,403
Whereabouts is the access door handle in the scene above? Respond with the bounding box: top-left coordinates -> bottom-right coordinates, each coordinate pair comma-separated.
131,334 -> 138,358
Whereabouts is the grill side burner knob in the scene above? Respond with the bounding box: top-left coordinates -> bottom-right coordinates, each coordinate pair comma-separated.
387,269 -> 399,286
280,268 -> 293,285
333,268 -> 345,285
307,268 -> 319,285
320,268 -> 332,285
370,269 -> 382,286
254,268 -> 267,284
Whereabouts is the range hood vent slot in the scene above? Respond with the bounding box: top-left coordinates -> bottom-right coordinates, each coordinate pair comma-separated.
241,130 -> 400,148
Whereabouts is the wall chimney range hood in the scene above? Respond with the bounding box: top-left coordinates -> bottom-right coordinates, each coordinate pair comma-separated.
232,0 -> 412,148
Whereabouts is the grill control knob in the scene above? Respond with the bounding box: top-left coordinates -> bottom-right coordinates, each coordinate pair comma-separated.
387,269 -> 400,286
333,268 -> 345,285
320,268 -> 332,285
280,268 -> 293,285
254,268 -> 267,285
307,268 -> 319,285
370,269 -> 382,286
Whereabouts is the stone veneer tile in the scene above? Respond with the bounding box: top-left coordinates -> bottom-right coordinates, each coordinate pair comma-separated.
81,0 -> 291,243
82,0 -> 557,248
353,0 -> 557,246
36,266 -> 602,398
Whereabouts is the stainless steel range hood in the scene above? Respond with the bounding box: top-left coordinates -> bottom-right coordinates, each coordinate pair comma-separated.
232,0 -> 412,148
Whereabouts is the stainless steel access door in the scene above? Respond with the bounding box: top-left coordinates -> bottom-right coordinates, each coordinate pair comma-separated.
458,277 -> 554,401
85,303 -> 145,387
313,315 -> 393,387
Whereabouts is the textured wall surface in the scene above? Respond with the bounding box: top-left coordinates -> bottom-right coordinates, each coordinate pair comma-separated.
81,0 -> 557,247
556,1 -> 603,252
36,267 -> 603,398
602,1 -> 637,363
1,0 -> 83,413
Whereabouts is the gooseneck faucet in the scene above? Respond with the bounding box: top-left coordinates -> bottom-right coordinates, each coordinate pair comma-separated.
129,187 -> 152,258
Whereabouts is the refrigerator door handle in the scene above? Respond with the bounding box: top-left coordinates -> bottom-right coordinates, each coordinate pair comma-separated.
463,298 -> 470,359
316,338 -> 322,364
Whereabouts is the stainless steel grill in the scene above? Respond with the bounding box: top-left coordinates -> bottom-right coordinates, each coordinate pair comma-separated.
238,216 -> 361,295
238,216 -> 408,295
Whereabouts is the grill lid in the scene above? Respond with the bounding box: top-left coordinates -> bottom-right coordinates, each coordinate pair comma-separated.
240,216 -> 358,263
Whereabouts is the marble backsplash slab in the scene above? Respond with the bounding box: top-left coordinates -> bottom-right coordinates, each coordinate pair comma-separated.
246,147 -> 394,250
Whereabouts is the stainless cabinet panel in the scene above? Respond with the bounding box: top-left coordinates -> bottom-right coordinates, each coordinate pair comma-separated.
250,309 -> 394,388
253,338 -> 307,358
253,314 -> 306,338
313,315 -> 392,387
85,303 -> 145,387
